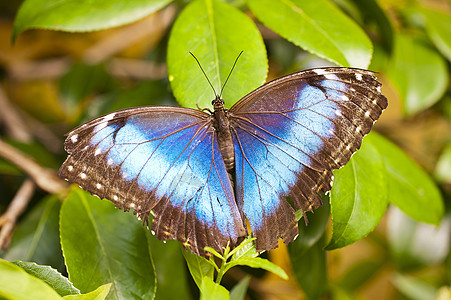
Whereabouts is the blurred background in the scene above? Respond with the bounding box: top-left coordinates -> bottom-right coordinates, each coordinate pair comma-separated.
0,0 -> 450,299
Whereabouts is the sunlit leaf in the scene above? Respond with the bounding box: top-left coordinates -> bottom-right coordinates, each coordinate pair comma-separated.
182,250 -> 214,289
386,33 -> 448,115
167,0 -> 267,109
224,257 -> 288,280
327,134 -> 388,250
0,259 -> 62,300
63,284 -> 111,300
13,261 -> 80,297
246,0 -> 373,68
199,276 -> 229,300
371,133 -> 444,225
13,0 -> 172,41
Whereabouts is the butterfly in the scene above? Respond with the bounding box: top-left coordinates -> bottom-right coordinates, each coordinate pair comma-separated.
59,66 -> 387,257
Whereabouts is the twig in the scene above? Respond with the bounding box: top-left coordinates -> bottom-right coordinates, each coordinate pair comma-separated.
0,179 -> 35,249
107,58 -> 166,79
0,86 -> 32,142
7,57 -> 72,81
0,139 -> 68,194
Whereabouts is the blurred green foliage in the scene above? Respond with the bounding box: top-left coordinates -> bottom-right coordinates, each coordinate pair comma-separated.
0,0 -> 450,299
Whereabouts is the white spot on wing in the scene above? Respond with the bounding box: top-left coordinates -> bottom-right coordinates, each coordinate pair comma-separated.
376,85 -> 382,93
107,158 -> 114,165
94,148 -> 101,156
113,195 -> 118,201
71,134 -> 78,143
96,183 -> 102,189
335,110 -> 342,117
313,69 -> 328,75
94,113 -> 116,132
80,172 -> 87,179
356,125 -> 362,133
355,73 -> 363,81
364,111 -> 370,118
68,165 -> 73,171
324,74 -> 337,80
341,95 -> 349,101
130,203 -> 135,208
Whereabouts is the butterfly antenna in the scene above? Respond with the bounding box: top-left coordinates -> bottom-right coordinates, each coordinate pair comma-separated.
219,51 -> 243,98
189,52 -> 218,97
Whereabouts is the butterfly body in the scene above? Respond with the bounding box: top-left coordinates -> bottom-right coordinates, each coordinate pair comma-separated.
59,67 -> 387,256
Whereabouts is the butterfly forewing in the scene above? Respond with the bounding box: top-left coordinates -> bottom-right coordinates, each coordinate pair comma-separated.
229,67 -> 388,251
59,106 -> 246,256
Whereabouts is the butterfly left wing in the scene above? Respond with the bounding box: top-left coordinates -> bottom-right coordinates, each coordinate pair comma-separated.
59,106 -> 246,256
228,67 -> 388,251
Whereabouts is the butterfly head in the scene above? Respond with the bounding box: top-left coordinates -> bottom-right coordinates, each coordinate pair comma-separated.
212,95 -> 225,111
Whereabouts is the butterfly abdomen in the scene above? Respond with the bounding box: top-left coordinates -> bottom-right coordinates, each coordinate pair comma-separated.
213,102 -> 235,173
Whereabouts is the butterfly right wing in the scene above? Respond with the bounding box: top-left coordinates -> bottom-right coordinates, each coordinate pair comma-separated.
59,106 -> 246,256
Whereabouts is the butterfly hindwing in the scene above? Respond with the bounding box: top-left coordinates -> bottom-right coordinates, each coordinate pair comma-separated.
229,67 -> 388,251
59,106 -> 246,256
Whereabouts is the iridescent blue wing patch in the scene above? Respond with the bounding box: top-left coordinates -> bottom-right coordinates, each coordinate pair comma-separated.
229,68 -> 388,251
59,106 -> 246,256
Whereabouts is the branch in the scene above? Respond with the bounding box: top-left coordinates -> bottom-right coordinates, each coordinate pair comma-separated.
0,179 -> 35,249
0,139 -> 68,194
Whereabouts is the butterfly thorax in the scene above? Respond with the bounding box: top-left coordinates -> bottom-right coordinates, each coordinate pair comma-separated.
212,96 -> 235,172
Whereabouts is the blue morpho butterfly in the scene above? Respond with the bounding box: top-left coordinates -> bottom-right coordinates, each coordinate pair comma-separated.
59,54 -> 387,257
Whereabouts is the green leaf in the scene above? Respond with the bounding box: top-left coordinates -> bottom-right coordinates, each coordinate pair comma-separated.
246,0 -> 373,68
224,257 -> 288,280
149,236 -> 191,300
0,258 -> 62,300
289,197 -> 329,256
167,0 -> 267,109
229,236 -> 258,260
13,0 -> 172,41
392,273 -> 437,300
350,0 -> 394,53
3,195 -> 64,273
199,276 -> 229,300
229,275 -> 251,300
387,207 -> 450,269
370,133 -> 444,225
63,284 -> 112,300
327,133 -> 388,250
290,236 -> 327,300
13,261 -> 80,297
60,187 -> 156,300
423,9 -> 451,62
386,33 -> 448,115
182,250 -> 214,289
435,143 -> 451,183
289,203 -> 329,299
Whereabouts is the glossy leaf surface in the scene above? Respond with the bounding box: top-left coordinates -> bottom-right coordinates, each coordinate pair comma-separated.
13,0 -> 172,41
167,0 -> 267,109
246,0 -> 373,68
327,133 -> 388,250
